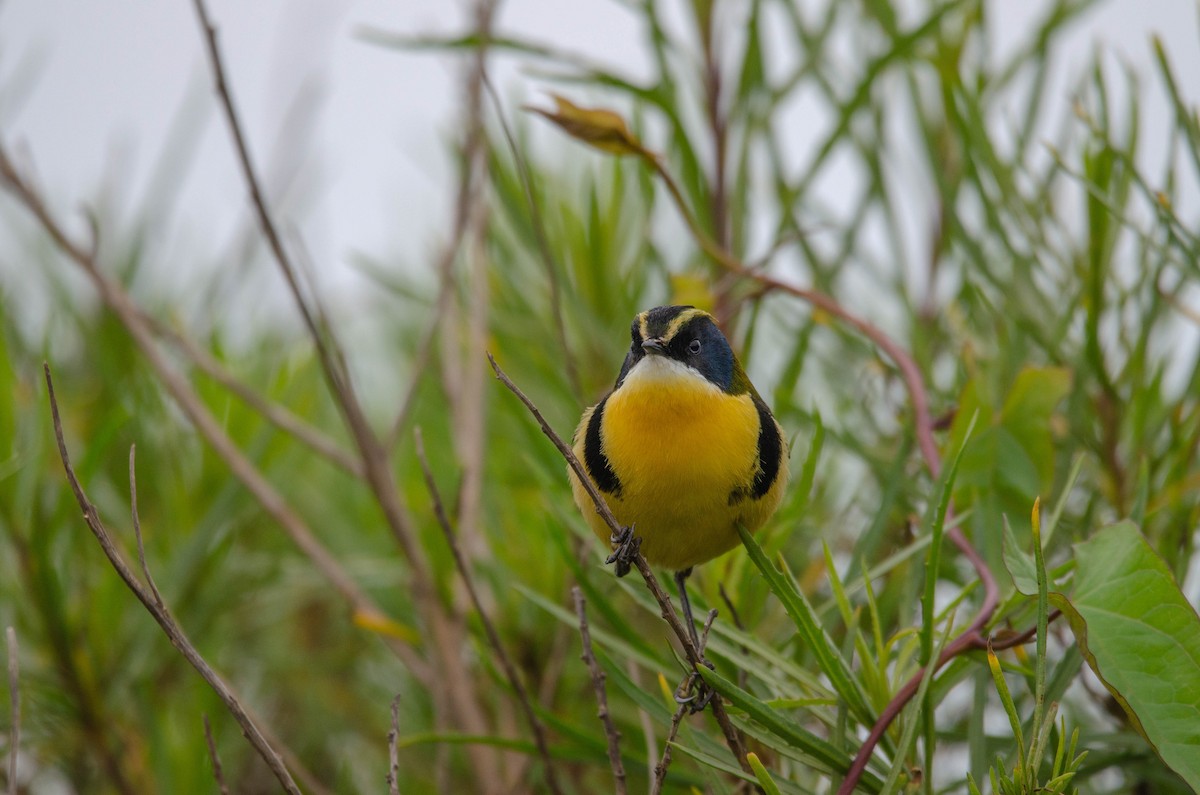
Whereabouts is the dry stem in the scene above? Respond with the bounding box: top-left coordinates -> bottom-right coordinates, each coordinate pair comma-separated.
5,626 -> 17,795
186,1 -> 499,778
651,610 -> 718,795
202,715 -> 230,795
44,364 -> 303,795
414,429 -> 563,794
572,587 -> 626,795
387,695 -> 402,795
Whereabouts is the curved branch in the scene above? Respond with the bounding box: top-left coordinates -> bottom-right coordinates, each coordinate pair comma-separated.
45,365 -> 303,795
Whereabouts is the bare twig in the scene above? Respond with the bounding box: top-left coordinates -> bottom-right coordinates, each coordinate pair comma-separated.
188,0 -> 346,392
202,715 -> 230,795
5,626 -> 17,795
384,63 -> 483,452
698,3 -> 735,327
487,354 -> 752,775
572,587 -> 626,794
145,315 -> 364,478
414,428 -> 563,795
653,612 -> 718,795
44,364 -> 303,795
651,700 -> 691,795
445,0 -> 499,569
387,695 -> 402,795
128,445 -> 164,609
189,2 -> 500,778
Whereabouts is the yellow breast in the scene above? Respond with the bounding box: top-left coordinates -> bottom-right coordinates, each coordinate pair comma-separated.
570,356 -> 785,570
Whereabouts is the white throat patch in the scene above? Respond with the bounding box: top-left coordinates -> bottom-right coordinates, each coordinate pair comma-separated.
622,354 -> 717,393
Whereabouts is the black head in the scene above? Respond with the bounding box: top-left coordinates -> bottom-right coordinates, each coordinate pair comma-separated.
613,305 -> 742,393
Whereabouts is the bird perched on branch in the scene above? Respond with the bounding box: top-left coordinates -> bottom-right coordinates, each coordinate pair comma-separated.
569,305 -> 789,645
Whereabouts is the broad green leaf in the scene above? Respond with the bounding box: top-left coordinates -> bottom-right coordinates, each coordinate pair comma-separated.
997,366 -> 1072,486
948,367 -> 1071,523
1053,521 -> 1200,788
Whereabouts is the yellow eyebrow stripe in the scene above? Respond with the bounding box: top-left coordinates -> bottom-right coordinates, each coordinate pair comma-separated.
663,308 -> 708,341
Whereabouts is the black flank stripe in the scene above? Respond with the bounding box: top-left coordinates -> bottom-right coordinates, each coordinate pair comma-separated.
584,395 -> 622,496
751,395 -> 782,499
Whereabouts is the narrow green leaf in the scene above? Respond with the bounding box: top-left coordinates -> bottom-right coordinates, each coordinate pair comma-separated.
747,752 -> 784,795
738,525 -> 876,726
697,666 -> 885,793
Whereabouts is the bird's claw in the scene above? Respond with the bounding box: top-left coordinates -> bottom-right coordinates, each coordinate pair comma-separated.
605,525 -> 640,578
674,676 -> 717,714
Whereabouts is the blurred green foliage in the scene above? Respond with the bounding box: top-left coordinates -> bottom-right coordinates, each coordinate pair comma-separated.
3,0 -> 1200,793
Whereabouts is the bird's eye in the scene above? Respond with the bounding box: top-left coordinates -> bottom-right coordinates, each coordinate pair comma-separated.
688,339 -> 702,355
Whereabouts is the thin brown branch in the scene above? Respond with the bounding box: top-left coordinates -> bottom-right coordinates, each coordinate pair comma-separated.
128,445 -> 164,609
202,715 -> 230,795
384,69 -> 482,452
698,4 -> 735,328
44,364 -> 303,795
145,314 -> 364,478
651,698 -> 691,795
487,354 -> 752,776
5,626 -> 17,795
445,0 -> 499,569
838,610 -> 1064,793
387,695 -> 402,795
186,3 -> 501,776
188,0 -> 347,392
572,587 -> 626,795
414,428 -> 562,795
654,608 -> 717,795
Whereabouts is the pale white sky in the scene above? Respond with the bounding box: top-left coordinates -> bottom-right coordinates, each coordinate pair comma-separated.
0,1 -> 1196,328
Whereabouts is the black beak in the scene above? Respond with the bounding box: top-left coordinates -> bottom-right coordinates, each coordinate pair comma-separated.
641,338 -> 666,355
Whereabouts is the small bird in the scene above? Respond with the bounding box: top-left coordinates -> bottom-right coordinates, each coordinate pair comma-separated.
569,305 -> 789,643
